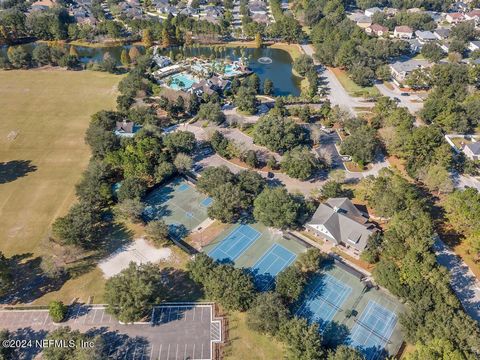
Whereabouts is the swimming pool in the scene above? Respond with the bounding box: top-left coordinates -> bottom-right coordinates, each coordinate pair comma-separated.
169,73 -> 197,91
224,64 -> 242,76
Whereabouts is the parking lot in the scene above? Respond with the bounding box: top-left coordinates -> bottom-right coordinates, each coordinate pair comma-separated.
0,303 -> 222,360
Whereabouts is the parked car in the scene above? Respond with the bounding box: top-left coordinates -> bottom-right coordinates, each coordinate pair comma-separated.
393,97 -> 401,103
400,92 -> 410,96
267,172 -> 274,179
341,155 -> 352,162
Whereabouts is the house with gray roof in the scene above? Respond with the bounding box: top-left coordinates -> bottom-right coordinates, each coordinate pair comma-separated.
389,58 -> 432,84
305,198 -> 377,256
464,142 -> 480,160
115,120 -> 141,137
415,30 -> 436,43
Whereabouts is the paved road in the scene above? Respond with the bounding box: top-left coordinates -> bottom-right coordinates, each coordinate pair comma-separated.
300,44 -> 374,115
0,304 -> 222,360
452,172 -> 480,191
433,239 -> 480,323
375,82 -> 423,116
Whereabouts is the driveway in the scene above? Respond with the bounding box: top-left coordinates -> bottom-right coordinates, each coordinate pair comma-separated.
433,239 -> 480,323
0,303 -> 222,360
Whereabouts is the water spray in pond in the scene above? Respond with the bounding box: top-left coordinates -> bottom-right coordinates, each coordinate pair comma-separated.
258,57 -> 273,64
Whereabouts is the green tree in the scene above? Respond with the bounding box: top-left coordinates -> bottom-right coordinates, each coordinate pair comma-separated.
209,131 -> 231,158
327,345 -> 365,360
253,187 -> 300,228
154,161 -> 176,184
173,153 -> 193,172
253,114 -> 308,153
51,202 -> 104,248
246,292 -> 289,336
142,28 -> 153,48
145,219 -> 170,247
32,43 -> 51,65
7,45 -> 30,68
114,198 -> 144,223
235,86 -> 258,115
163,131 -> 196,155
340,125 -> 379,166
281,147 -> 319,180
293,54 -> 314,76
296,248 -> 325,274
279,318 -> 324,360
275,265 -> 306,303
421,42 -> 445,62
42,327 -> 106,360
254,32 -> 263,48
406,338 -> 465,360
105,262 -> 164,322
197,166 -> 235,195
208,182 -> 249,223
0,252 -> 12,297
320,180 -> 345,199
49,301 -> 67,323
120,48 -> 131,67
197,102 -> 225,124
263,78 -> 274,95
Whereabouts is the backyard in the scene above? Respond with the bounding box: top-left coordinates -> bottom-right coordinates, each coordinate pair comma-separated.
0,70 -> 122,302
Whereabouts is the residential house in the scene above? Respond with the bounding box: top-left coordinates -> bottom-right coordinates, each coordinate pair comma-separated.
366,23 -> 389,37
465,9 -> 480,24
364,7 -> 382,17
356,15 -> 372,28
252,13 -> 269,24
249,1 -> 267,15
115,120 -> 141,137
446,12 -> 464,24
415,30 -> 436,43
463,142 -> 480,160
394,25 -> 414,39
389,59 -> 432,84
434,28 -> 451,40
468,40 -> 480,52
305,198 -> 377,256
209,76 -> 230,92
191,80 -> 215,96
408,38 -> 423,53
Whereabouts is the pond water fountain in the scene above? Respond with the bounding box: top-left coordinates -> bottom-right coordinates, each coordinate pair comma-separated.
258,57 -> 273,64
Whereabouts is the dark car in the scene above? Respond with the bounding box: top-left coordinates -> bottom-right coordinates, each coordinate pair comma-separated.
400,92 -> 410,96
267,172 -> 274,179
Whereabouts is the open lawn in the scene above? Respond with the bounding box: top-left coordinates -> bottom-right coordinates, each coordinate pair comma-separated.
224,312 -> 284,360
330,67 -> 380,97
0,70 -> 121,266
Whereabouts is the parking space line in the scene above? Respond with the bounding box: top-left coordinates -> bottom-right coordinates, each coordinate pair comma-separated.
192,307 -> 195,321
192,344 -> 195,360
183,344 -> 187,360
201,307 -> 204,321
91,309 -> 98,323
100,309 -> 105,323
149,343 -> 154,360
158,344 -> 162,360
201,343 -> 204,359
166,344 -> 170,360
42,312 -> 49,325
175,344 -> 178,360
74,306 -> 82,323
132,343 -> 137,359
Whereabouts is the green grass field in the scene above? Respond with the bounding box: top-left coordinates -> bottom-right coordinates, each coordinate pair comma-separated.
330,67 -> 380,97
0,70 -> 121,299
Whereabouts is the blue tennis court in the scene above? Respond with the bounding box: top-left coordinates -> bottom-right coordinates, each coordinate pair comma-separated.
208,225 -> 261,262
252,244 -> 296,290
296,274 -> 352,328
201,197 -> 213,207
350,301 -> 397,360
178,183 -> 190,192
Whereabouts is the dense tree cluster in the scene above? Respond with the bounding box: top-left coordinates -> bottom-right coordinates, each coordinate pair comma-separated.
355,170 -> 480,359
187,253 -> 256,311
105,262 -> 165,323
197,166 -> 266,222
253,113 -> 309,153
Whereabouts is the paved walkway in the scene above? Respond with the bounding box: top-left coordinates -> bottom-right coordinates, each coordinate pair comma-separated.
433,239 -> 480,323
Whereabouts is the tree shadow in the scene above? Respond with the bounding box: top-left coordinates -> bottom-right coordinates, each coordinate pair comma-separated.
322,321 -> 350,348
0,160 -> 37,184
86,327 -> 149,359
160,267 -> 203,302
0,254 -> 68,304
8,327 -> 48,360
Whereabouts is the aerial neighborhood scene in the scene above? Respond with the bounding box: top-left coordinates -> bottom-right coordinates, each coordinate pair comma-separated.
1,0 -> 480,358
